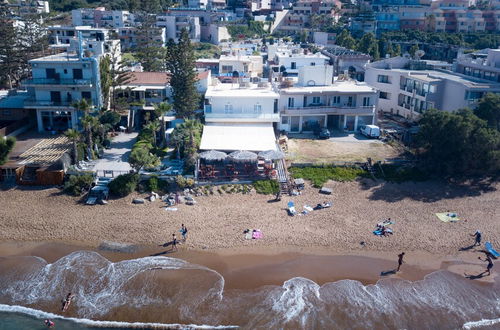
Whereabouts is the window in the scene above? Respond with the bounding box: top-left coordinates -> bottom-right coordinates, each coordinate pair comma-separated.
46,68 -> 56,79
363,97 -> 371,106
281,116 -> 289,124
288,97 -> 294,108
377,75 -> 390,84
379,91 -> 389,100
81,91 -> 91,101
312,96 -> 320,104
221,65 -> 233,73
332,96 -> 340,104
254,104 -> 262,113
291,62 -> 296,69
310,62 -> 316,66
224,103 -> 233,113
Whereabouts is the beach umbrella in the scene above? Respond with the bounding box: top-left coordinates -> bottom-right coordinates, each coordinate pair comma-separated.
228,150 -> 258,162
199,150 -> 227,161
258,149 -> 285,160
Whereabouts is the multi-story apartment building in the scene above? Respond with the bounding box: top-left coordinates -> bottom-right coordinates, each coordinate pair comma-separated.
454,48 -> 500,83
7,0 -> 49,16
200,79 -> 280,151
157,15 -> 201,42
218,55 -> 264,78
274,0 -> 341,32
48,26 -> 120,56
321,46 -> 371,81
278,65 -> 378,132
117,26 -> 166,50
188,0 -> 209,9
365,56 -> 500,119
22,51 -> 103,133
71,7 -> 135,28
273,52 -> 329,76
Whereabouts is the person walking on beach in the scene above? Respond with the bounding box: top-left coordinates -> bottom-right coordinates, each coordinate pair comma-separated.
397,252 -> 405,272
471,230 -> 482,246
171,233 -> 178,252
478,254 -> 494,276
180,224 -> 188,242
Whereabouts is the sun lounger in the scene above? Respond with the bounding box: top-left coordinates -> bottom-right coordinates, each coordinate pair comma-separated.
485,242 -> 500,258
86,197 -> 97,205
320,187 -> 332,195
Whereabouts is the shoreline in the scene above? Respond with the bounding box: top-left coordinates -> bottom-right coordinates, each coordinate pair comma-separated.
0,240 -> 496,288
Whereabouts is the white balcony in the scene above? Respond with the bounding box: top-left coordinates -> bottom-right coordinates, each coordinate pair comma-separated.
281,105 -> 375,115
205,112 -> 280,123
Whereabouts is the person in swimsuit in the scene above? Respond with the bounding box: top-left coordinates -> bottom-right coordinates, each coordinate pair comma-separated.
471,230 -> 482,246
44,319 -> 55,328
397,252 -> 405,272
180,224 -> 188,241
62,292 -> 75,312
479,254 -> 494,275
172,234 -> 178,252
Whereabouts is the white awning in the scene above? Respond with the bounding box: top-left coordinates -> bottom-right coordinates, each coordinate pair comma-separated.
200,124 -> 276,152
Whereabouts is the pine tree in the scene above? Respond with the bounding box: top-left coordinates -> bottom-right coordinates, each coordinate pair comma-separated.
108,44 -> 133,111
0,4 -> 24,88
135,12 -> 165,71
165,29 -> 199,119
335,29 -> 356,50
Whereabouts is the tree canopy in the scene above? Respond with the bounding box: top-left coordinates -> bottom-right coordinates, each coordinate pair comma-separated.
0,137 -> 15,165
165,29 -> 199,118
415,109 -> 500,177
475,93 -> 500,131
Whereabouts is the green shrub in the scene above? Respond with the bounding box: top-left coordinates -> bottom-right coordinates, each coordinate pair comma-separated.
0,136 -> 15,165
109,173 -> 139,197
175,175 -> 195,189
253,180 -> 280,194
146,175 -> 169,193
64,174 -> 94,196
289,166 -> 367,187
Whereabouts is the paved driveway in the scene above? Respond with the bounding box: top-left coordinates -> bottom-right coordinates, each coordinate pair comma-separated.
93,132 -> 138,173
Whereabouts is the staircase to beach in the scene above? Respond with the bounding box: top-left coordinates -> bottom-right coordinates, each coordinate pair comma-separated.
276,158 -> 290,194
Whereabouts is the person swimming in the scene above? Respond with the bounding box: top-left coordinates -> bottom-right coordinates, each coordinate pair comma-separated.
44,319 -> 55,328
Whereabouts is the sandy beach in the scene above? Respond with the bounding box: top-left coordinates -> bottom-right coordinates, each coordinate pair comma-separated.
0,178 -> 498,280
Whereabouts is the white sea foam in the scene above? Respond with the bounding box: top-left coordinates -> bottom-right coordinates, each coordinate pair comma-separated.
0,304 -> 238,329
463,317 -> 500,329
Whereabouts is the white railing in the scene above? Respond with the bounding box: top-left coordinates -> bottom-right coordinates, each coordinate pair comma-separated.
282,105 -> 375,115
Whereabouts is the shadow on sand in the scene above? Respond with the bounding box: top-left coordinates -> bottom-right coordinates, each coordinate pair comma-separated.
359,178 -> 497,203
380,269 -> 398,276
464,271 -> 490,280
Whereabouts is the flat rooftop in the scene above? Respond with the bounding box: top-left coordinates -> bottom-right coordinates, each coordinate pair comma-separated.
282,81 -> 376,94
206,83 -> 279,98
30,52 -> 85,63
388,68 -> 500,88
275,52 -> 329,60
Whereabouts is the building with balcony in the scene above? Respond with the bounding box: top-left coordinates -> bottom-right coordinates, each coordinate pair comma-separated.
365,56 -> 500,119
200,79 -> 280,151
454,48 -> 500,83
278,65 -> 378,133
48,26 -> 121,57
218,55 -> 264,78
117,26 -> 166,50
157,15 -> 201,42
22,51 -> 103,133
273,52 -> 329,77
71,7 -> 135,28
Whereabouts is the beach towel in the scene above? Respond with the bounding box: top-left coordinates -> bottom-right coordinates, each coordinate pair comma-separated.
435,212 -> 460,223
252,230 -> 263,239
485,242 -> 500,258
245,232 -> 252,240
373,230 -> 384,236
304,205 -> 313,212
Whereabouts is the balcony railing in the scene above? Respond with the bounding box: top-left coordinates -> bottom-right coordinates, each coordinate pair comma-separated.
205,112 -> 279,119
23,78 -> 92,86
282,105 -> 375,115
24,99 -> 75,107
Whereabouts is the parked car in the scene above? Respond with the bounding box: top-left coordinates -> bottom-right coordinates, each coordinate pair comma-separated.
359,125 -> 380,139
318,128 -> 331,139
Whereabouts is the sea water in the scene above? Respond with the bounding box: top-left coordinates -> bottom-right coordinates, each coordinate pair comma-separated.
0,251 -> 499,329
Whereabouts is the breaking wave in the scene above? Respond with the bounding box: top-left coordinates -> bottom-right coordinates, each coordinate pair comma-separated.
0,251 -> 499,329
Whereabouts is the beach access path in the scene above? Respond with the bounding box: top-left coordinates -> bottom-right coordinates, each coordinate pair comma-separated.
93,132 -> 137,175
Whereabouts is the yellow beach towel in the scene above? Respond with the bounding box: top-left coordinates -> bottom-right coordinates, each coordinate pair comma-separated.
436,212 -> 460,223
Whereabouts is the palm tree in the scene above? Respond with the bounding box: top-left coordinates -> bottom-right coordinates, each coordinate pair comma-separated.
153,102 -> 172,147
73,99 -> 91,115
81,115 -> 99,158
144,120 -> 160,148
64,129 -> 81,164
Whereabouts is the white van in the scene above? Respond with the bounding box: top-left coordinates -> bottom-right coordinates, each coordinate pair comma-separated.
360,125 -> 380,139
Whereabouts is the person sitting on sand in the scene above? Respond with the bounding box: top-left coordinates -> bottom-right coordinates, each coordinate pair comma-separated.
62,292 -> 75,312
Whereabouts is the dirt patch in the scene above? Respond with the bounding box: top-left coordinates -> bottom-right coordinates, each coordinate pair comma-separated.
286,138 -> 401,163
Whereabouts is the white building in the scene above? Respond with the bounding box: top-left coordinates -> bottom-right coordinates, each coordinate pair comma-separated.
249,0 -> 272,12
71,7 -> 134,28
200,79 -> 280,151
48,26 -> 120,57
454,48 -> 500,83
188,0 -> 209,9
23,51 -> 103,133
117,26 -> 167,50
157,15 -> 201,42
274,52 -> 329,76
218,55 -> 264,78
278,65 -> 378,132
365,56 -> 500,119
7,0 -> 49,16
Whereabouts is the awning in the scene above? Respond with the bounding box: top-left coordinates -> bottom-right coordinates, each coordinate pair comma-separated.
200,124 -> 276,152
